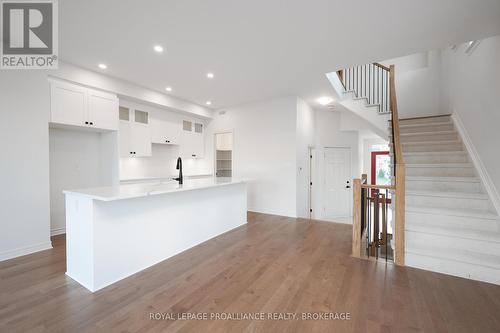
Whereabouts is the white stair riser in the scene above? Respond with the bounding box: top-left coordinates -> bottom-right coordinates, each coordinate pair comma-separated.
399,123 -> 455,134
407,231 -> 500,258
402,142 -> 463,152
406,253 -> 500,285
406,194 -> 492,211
400,133 -> 458,143
407,212 -> 498,232
406,166 -> 475,177
403,153 -> 468,164
406,180 -> 481,192
400,116 -> 451,125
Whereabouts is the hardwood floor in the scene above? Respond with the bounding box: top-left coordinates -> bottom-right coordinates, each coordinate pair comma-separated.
1,212 -> 500,332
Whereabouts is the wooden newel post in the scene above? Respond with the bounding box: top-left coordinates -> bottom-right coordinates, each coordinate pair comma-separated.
352,178 -> 362,258
395,163 -> 406,266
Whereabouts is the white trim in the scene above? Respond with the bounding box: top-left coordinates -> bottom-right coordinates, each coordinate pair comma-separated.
51,227 -> 66,236
451,112 -> 500,215
0,241 -> 53,262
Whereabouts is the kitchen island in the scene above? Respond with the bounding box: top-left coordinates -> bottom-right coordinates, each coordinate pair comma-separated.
63,177 -> 247,292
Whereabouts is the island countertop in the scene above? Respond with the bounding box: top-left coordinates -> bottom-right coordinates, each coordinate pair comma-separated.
63,177 -> 246,202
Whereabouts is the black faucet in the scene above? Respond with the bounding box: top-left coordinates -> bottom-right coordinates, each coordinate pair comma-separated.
174,157 -> 183,184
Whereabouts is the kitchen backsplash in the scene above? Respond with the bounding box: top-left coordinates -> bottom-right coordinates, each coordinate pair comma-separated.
119,144 -> 211,180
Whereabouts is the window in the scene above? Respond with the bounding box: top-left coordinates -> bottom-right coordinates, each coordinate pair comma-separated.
183,120 -> 192,131
194,123 -> 203,133
134,110 -> 148,124
119,106 -> 129,121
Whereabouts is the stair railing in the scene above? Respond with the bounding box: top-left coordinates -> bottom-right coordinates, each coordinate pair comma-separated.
348,64 -> 406,266
337,63 -> 391,113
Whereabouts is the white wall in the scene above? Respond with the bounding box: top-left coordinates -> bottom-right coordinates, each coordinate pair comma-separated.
49,128 -> 118,235
381,50 -> 444,119
440,36 -> 500,205
0,71 -> 52,260
313,109 -> 360,222
205,97 -> 298,217
296,98 -> 315,218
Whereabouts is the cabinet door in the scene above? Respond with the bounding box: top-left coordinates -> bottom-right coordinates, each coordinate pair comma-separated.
88,89 -> 119,131
50,81 -> 87,126
131,123 -> 152,157
119,121 -> 132,157
192,122 -> 204,158
151,118 -> 181,145
192,132 -> 204,158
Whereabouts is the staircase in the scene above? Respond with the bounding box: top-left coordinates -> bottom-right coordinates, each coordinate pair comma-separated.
398,115 -> 500,285
327,64 -> 392,138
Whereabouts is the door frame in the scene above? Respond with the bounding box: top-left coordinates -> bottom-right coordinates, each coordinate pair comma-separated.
370,150 -> 391,201
322,146 -> 352,221
308,146 -> 316,219
213,130 -> 234,177
370,151 -> 390,185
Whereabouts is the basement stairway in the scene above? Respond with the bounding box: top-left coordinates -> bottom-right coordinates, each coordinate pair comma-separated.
397,115 -> 500,285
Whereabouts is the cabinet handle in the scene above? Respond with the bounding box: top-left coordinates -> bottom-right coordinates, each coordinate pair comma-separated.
85,121 -> 89,125
90,122 -> 94,125
192,154 -> 196,157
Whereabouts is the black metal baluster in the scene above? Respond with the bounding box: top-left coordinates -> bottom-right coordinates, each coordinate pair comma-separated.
364,64 -> 367,98
385,189 -> 389,262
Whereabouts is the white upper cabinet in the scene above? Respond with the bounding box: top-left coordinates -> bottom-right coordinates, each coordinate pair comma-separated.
151,111 -> 181,145
181,120 -> 204,159
50,81 -> 87,127
119,107 -> 152,157
87,89 -> 119,130
50,80 -> 118,131
216,132 -> 233,151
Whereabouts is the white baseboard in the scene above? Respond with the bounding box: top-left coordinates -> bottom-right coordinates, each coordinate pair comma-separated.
51,227 -> 66,236
0,241 -> 53,262
452,112 -> 500,215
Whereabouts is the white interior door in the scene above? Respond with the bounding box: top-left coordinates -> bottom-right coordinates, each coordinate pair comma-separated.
323,147 -> 352,220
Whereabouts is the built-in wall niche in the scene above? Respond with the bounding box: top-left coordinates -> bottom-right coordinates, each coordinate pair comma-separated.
49,127 -> 119,236
215,132 -> 233,177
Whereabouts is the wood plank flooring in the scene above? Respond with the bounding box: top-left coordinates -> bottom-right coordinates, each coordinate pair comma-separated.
1,212 -> 500,332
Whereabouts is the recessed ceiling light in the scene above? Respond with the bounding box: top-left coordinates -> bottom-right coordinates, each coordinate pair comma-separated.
206,101 -> 212,105
206,73 -> 214,79
98,63 -> 107,70
154,45 -> 164,53
165,87 -> 172,92
317,96 -> 334,105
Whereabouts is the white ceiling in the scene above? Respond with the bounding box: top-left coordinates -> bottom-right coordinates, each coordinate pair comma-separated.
59,0 -> 500,109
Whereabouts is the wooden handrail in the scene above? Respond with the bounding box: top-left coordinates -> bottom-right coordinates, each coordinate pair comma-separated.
389,65 -> 404,166
361,184 -> 395,190
373,62 -> 390,71
389,64 -> 406,266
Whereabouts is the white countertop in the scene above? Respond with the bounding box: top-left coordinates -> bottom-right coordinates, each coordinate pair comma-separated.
63,177 -> 245,202
120,174 -> 213,184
